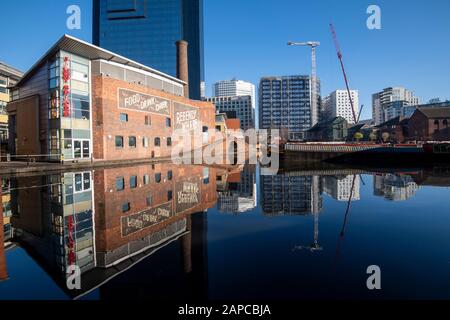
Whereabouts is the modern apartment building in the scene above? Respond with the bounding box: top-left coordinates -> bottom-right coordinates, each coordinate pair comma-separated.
259,75 -> 321,140
0,62 -> 23,156
323,90 -> 359,124
372,87 -> 419,125
93,0 -> 204,100
7,35 -> 215,162
207,96 -> 254,130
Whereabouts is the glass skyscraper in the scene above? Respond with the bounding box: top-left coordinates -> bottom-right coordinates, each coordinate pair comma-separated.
93,0 -> 204,100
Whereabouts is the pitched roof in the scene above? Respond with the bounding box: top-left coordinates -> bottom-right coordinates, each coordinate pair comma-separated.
417,107 -> 450,119
308,116 -> 347,132
15,34 -> 185,88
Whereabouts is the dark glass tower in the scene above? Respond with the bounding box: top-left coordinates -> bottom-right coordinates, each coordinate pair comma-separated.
93,0 -> 204,100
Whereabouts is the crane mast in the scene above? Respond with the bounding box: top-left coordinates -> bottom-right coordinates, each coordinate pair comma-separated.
330,24 -> 359,125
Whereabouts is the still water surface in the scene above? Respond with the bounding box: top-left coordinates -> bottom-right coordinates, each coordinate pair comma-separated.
0,163 -> 449,300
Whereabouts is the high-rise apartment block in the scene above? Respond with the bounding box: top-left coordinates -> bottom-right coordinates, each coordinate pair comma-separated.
259,75 -> 321,140
372,87 -> 419,125
93,0 -> 204,100
323,90 -> 359,124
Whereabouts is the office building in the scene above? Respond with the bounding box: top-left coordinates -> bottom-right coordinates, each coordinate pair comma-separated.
323,90 -> 359,124
213,79 -> 256,108
93,0 -> 204,100
208,96 -> 254,130
372,87 -> 419,125
7,35 -> 215,162
259,75 -> 321,140
0,62 -> 23,156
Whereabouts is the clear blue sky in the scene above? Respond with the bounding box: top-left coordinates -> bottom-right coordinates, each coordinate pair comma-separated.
1,0 -> 449,120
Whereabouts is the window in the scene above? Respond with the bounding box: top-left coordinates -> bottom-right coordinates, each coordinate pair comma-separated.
116,177 -> 125,191
145,115 -> 151,126
120,113 -> 128,122
167,170 -> 173,181
143,174 -> 150,185
168,190 -> 173,201
115,136 -> 124,148
155,173 -> 162,183
129,136 -> 136,148
122,202 -> 131,213
146,194 -> 152,207
166,118 -> 172,127
167,137 -> 172,147
154,137 -> 161,147
130,176 -> 137,189
142,137 -> 149,148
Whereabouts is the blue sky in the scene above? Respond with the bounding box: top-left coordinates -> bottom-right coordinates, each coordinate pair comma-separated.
1,0 -> 449,120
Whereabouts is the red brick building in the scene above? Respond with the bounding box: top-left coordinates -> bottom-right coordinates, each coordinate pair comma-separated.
7,35 -> 215,162
408,107 -> 450,141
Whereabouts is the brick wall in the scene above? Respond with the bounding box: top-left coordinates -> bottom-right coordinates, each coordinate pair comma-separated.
92,75 -> 216,161
93,163 -> 217,253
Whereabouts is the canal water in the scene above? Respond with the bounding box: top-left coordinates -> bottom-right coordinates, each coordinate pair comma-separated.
0,163 -> 449,300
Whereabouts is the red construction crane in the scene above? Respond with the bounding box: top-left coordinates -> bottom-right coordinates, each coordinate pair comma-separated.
330,23 -> 360,124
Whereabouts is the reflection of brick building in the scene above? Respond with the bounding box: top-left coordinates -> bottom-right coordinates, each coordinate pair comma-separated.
0,182 -> 7,281
7,35 -> 215,162
93,164 -> 217,268
7,163 -> 217,298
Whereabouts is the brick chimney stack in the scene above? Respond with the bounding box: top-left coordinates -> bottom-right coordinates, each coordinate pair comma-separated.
176,40 -> 189,99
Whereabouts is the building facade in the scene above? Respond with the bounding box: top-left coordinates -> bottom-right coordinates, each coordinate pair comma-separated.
372,87 -> 419,125
307,116 -> 348,142
213,79 -> 256,108
93,0 -> 204,100
207,96 -> 254,130
259,75 -> 321,141
0,62 -> 23,157
7,35 -> 215,162
323,90 -> 359,124
408,107 -> 450,141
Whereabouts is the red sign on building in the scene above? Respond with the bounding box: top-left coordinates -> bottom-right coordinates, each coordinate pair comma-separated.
62,57 -> 71,117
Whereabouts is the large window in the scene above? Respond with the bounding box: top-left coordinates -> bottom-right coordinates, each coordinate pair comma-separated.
130,176 -> 137,189
154,137 -> 161,147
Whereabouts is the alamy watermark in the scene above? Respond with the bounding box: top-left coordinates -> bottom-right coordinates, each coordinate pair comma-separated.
367,5 -> 382,30
170,123 -> 280,176
67,5 -> 81,30
366,265 -> 382,290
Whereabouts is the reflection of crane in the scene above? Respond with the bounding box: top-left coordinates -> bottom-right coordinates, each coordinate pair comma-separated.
334,174 -> 358,262
288,41 -> 321,129
329,24 -> 360,124
292,211 -> 323,253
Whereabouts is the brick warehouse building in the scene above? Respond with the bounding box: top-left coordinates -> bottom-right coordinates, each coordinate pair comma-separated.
7,35 -> 215,162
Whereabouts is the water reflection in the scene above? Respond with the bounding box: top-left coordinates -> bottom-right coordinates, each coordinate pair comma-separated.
1,163 -> 450,299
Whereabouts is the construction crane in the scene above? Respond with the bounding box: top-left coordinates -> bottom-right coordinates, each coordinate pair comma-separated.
288,41 -> 321,131
329,24 -> 360,124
